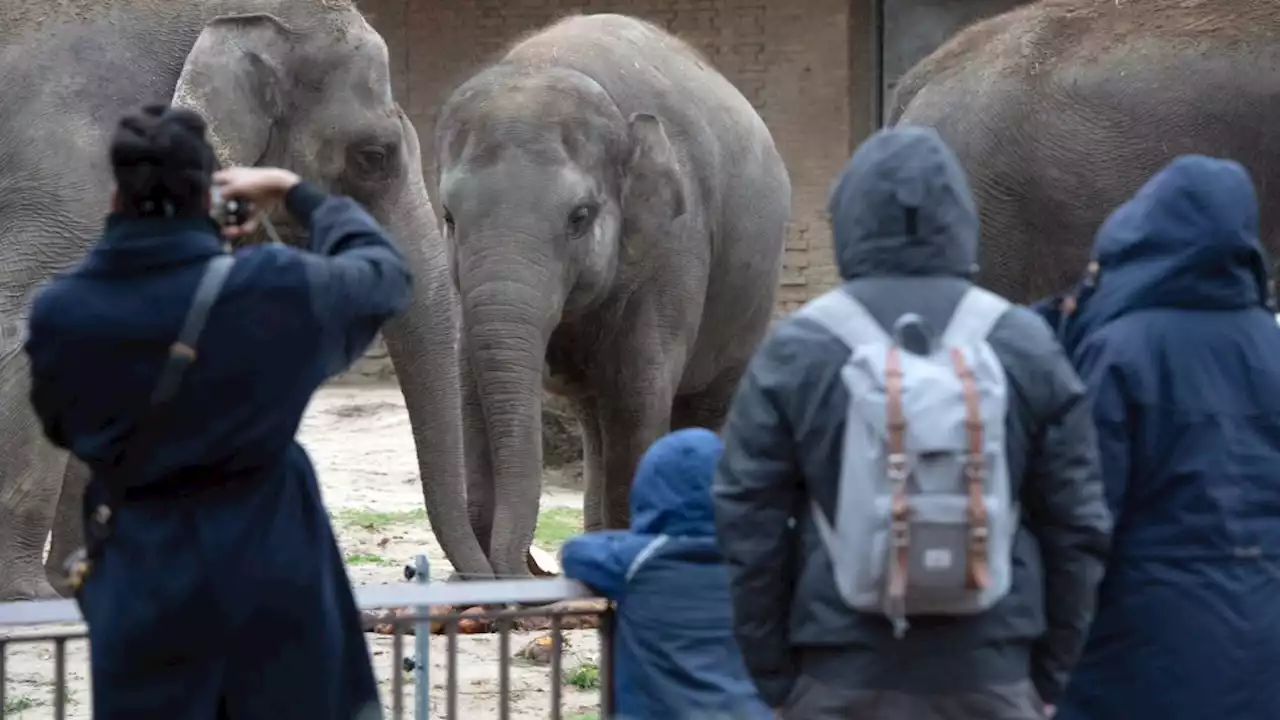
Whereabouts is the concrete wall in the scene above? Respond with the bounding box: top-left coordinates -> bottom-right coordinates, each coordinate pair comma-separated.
339,0 -> 1024,382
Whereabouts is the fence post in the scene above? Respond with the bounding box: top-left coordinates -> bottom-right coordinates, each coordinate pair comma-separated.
413,554 -> 431,720
600,602 -> 616,719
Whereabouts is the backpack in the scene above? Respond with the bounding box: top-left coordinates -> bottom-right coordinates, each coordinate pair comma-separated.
795,286 -> 1017,638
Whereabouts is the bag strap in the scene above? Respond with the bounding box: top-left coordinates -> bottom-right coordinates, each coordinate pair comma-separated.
147,254 -> 237,406
794,288 -> 891,348
949,347 -> 992,591
940,287 -> 1011,347
87,255 -> 236,535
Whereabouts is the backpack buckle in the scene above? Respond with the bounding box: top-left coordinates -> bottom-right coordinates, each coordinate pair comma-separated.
890,519 -> 910,544
887,453 -> 909,482
963,462 -> 984,483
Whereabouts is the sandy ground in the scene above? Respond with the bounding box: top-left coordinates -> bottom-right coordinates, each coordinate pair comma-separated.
0,386 -> 601,720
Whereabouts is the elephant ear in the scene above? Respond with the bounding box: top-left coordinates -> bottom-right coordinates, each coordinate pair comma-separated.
622,113 -> 687,224
170,14 -> 288,169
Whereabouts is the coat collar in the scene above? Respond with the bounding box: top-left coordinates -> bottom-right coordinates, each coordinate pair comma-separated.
79,214 -> 228,275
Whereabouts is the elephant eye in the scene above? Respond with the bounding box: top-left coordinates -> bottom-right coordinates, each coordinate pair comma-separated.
353,144 -> 391,176
442,208 -> 455,234
567,203 -> 597,239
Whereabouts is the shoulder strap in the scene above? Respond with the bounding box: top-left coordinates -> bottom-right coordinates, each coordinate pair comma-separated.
77,254 -> 236,572
940,287 -> 1011,346
148,254 -> 237,405
105,254 -> 237,490
794,288 -> 891,348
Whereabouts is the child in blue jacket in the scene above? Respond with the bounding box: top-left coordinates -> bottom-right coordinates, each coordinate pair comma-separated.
561,428 -> 771,720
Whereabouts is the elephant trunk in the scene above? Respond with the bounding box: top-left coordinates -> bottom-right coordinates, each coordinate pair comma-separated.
460,254 -> 556,579
378,114 -> 492,579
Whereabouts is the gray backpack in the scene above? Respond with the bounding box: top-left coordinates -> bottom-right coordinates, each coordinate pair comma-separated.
796,286 -> 1018,637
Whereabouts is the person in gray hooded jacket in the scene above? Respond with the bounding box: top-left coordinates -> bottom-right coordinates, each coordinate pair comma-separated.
712,126 -> 1112,720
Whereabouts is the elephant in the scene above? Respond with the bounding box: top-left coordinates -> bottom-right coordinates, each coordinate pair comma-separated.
887,0 -> 1280,303
0,0 -> 490,600
434,13 -> 792,579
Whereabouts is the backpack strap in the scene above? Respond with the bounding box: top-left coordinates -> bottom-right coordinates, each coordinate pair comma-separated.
794,288 -> 891,348
949,347 -> 992,591
940,287 -> 1011,346
884,345 -> 911,630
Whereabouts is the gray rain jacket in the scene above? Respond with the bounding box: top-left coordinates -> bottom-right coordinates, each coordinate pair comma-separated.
712,126 -> 1112,713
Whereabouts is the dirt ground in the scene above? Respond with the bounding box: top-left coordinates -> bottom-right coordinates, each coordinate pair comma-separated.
0,385 -> 602,720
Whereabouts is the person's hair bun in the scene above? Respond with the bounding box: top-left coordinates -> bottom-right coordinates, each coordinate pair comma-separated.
110,103 -> 217,218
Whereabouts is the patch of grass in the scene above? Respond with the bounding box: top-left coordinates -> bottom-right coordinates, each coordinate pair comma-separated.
564,662 -> 601,691
534,506 -> 584,550
4,694 -> 42,714
564,713 -> 599,720
333,507 -> 426,532
344,552 -> 390,566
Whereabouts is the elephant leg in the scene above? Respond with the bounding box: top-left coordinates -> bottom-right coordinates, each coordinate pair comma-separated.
597,374 -> 674,530
572,399 -> 607,532
670,375 -> 739,434
456,340 -> 495,581
45,456 -> 89,597
0,357 -> 65,600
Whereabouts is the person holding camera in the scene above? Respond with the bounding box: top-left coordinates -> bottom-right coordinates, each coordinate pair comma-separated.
23,104 -> 407,719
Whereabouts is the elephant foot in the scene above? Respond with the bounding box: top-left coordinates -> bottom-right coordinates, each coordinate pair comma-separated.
45,569 -> 76,599
0,574 -> 62,602
528,546 -> 560,576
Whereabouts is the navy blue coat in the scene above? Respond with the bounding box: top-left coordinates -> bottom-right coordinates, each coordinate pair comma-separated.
1044,156 -> 1280,720
24,184 -> 408,720
560,428 -> 771,720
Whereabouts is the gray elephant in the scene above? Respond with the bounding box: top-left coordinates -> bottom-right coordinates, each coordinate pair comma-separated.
888,0 -> 1280,302
434,13 -> 792,578
0,0 -> 489,600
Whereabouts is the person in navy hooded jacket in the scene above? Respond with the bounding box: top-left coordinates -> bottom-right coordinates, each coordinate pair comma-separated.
24,104 -> 396,719
560,427 -> 770,720
1034,154 -> 1280,720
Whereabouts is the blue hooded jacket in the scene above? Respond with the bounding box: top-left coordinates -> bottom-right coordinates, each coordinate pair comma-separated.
561,428 -> 770,720
1047,156 -> 1280,720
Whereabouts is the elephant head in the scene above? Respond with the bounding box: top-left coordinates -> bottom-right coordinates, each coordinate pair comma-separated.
434,67 -> 687,577
171,7 -> 492,577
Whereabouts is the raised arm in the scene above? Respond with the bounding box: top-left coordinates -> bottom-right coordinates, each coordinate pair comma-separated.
285,183 -> 413,377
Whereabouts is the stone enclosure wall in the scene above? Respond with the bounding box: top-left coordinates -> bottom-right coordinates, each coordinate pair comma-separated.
338,0 -> 1029,383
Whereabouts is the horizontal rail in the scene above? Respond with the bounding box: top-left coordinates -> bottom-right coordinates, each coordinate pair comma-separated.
0,577 -> 596,628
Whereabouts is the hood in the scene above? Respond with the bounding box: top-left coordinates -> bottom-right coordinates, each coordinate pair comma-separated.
629,427 -> 723,537
828,125 -> 979,279
1061,154 -> 1270,353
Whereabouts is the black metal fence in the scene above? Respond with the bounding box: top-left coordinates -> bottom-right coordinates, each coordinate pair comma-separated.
0,570 -> 613,719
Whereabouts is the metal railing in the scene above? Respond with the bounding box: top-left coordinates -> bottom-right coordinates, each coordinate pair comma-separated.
0,556 -> 614,720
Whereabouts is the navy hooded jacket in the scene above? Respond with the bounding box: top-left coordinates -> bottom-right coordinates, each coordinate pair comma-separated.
1048,156 -> 1280,720
561,428 -> 770,720
24,184 -> 403,720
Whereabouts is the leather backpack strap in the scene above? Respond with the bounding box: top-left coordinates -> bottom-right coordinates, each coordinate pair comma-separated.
950,347 -> 991,591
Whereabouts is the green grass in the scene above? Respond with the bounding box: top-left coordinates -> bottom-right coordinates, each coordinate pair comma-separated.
344,552 -> 391,566
564,662 -> 601,691
4,695 -> 42,714
333,507 -> 426,532
564,714 -> 599,720
534,506 -> 584,550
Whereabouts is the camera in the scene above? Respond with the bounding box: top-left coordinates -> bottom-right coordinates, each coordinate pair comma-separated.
209,186 -> 252,228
